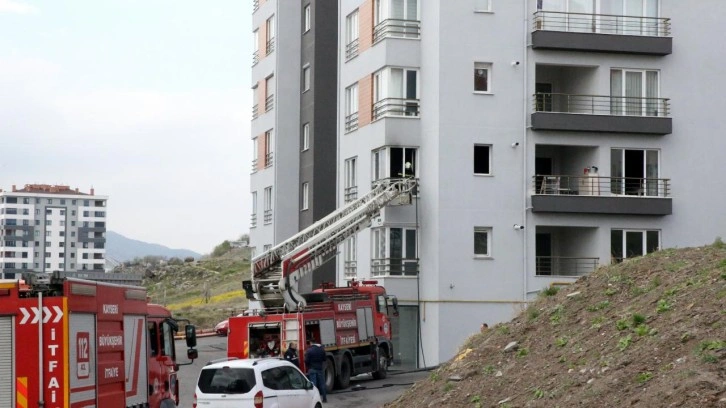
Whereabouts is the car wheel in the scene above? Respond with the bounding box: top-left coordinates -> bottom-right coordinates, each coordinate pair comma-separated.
334,356 -> 351,389
315,403 -> 322,408
372,346 -> 388,380
324,357 -> 335,392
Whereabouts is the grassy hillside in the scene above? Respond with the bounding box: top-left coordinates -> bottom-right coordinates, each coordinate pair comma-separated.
388,244 -> 726,408
140,247 -> 252,329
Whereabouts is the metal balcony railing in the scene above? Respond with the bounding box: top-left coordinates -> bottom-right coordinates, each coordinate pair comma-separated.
266,38 -> 275,55
252,104 -> 259,120
264,152 -> 273,168
371,258 -> 419,277
533,93 -> 670,117
533,175 -> 671,197
265,94 -> 274,112
344,261 -> 357,279
252,50 -> 259,66
344,186 -> 358,203
533,11 -> 670,37
251,159 -> 258,173
253,0 -> 259,12
373,19 -> 421,43
345,112 -> 359,133
372,98 -> 420,121
345,39 -> 359,60
536,256 -> 599,277
263,209 -> 272,224
250,214 -> 257,228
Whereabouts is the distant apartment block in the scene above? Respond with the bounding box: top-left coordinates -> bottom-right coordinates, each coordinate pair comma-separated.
0,184 -> 108,278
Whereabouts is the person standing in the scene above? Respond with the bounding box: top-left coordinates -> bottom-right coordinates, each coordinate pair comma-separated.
304,339 -> 327,403
284,341 -> 299,367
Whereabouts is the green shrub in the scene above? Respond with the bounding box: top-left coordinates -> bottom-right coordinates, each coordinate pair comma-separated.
517,348 -> 530,358
636,372 -> 653,384
618,335 -> 633,351
616,319 -> 630,331
656,299 -> 672,313
542,286 -> 560,297
555,337 -> 569,347
632,314 -> 646,326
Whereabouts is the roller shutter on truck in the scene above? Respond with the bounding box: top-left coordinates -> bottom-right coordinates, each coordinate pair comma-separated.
0,316 -> 14,407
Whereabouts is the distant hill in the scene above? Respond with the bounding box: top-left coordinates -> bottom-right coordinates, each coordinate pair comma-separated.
106,231 -> 201,262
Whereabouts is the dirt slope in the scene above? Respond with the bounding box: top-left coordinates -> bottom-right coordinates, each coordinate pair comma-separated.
387,245 -> 726,407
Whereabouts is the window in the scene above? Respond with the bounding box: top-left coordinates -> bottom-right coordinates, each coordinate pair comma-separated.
374,0 -> 419,24
198,367 -> 256,394
371,227 -> 417,276
474,145 -> 491,175
251,192 -> 258,227
610,148 -> 660,196
344,157 -> 358,202
264,130 -> 273,167
262,366 -> 308,390
302,64 -> 311,92
373,67 -> 419,119
45,220 -> 52,226
611,229 -> 659,263
345,83 -> 359,132
44,252 -> 51,257
47,199 -> 53,204
22,198 -> 29,204
303,4 -> 311,32
302,123 -> 310,151
343,236 -> 357,278
474,227 -> 491,257
474,63 -> 492,93
372,147 -> 417,181
264,187 -> 273,224
610,69 -> 661,116
475,0 -> 492,12
266,16 -> 275,54
71,210 -> 76,216
345,9 -> 360,59
301,182 -> 309,211
45,231 -> 51,237
265,75 -> 275,111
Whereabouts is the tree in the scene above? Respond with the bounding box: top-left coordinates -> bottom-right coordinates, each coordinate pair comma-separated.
211,240 -> 232,257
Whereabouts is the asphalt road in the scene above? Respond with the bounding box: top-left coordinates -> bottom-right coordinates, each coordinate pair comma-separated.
175,336 -> 431,408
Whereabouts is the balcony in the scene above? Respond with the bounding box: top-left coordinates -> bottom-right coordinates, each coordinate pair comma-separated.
536,257 -> 599,277
345,112 -> 359,133
344,261 -> 357,279
532,11 -> 671,55
371,258 -> 418,277
345,39 -> 359,61
250,214 -> 257,228
531,93 -> 671,134
372,98 -> 419,121
253,0 -> 259,12
252,50 -> 259,66
344,186 -> 358,203
251,158 -> 258,173
265,94 -> 274,112
252,104 -> 259,120
266,38 -> 275,55
531,175 -> 672,215
263,209 -> 272,225
264,152 -> 273,168
373,19 -> 421,44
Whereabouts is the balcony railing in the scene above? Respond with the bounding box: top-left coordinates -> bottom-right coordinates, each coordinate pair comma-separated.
250,214 -> 257,228
265,94 -> 274,112
533,11 -> 671,37
345,39 -> 359,60
371,258 -> 419,277
345,112 -> 359,133
533,175 -> 671,197
252,104 -> 259,120
533,93 -> 670,117
344,261 -> 357,279
253,0 -> 259,12
536,256 -> 599,277
251,158 -> 258,173
252,50 -> 259,66
263,209 -> 272,224
264,152 -> 273,168
344,186 -> 358,203
266,38 -> 275,55
372,98 -> 420,121
373,19 -> 421,43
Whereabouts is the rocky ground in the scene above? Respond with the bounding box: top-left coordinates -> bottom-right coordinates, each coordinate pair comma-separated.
387,245 -> 726,407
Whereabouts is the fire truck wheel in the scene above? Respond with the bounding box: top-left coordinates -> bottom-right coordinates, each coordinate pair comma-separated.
334,357 -> 352,389
372,346 -> 388,380
324,357 -> 336,392
159,398 -> 176,408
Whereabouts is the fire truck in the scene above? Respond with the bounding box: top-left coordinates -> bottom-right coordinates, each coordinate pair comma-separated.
229,178 -> 417,391
0,271 -> 198,408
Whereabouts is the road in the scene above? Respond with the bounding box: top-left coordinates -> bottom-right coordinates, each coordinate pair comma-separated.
175,336 -> 430,408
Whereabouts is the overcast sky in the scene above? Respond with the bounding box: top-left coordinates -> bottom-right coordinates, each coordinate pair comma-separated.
0,0 -> 253,254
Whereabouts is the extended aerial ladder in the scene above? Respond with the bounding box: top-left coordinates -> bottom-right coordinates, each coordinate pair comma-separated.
244,178 -> 417,312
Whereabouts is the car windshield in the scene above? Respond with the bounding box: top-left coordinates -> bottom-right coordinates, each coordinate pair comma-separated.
197,367 -> 256,394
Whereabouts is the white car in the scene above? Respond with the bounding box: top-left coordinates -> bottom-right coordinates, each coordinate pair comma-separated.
194,358 -> 323,408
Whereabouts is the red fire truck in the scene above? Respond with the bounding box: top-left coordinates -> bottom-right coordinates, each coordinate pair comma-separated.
0,271 -> 198,408
230,179 -> 416,391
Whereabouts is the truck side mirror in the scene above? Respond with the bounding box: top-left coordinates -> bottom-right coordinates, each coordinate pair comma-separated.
185,325 -> 197,348
187,348 -> 198,360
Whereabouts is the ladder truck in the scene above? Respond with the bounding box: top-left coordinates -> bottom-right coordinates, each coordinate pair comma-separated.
0,271 -> 198,408
229,178 -> 417,391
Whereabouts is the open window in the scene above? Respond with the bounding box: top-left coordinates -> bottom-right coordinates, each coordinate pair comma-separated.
372,147 -> 417,181
610,148 -> 659,196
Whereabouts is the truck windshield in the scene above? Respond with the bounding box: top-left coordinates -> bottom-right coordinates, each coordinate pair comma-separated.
161,321 -> 175,358
197,367 -> 256,394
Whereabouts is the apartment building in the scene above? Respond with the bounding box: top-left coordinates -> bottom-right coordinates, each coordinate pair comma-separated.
336,0 -> 726,369
0,184 -> 108,278
249,0 -> 339,291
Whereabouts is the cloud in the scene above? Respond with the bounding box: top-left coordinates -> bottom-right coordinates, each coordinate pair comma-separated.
0,0 -> 38,14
